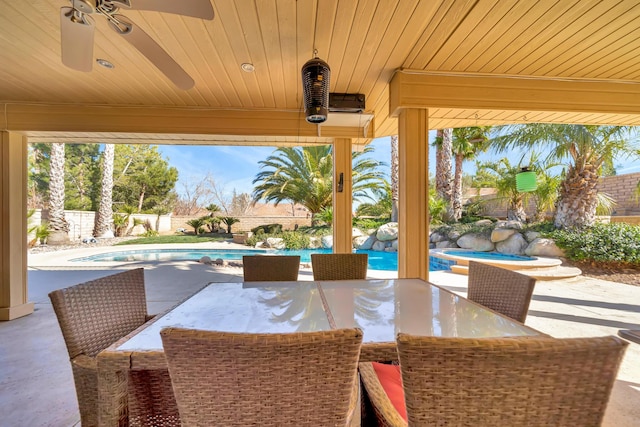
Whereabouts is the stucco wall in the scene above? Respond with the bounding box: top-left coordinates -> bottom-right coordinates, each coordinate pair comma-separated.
38,210 -> 173,240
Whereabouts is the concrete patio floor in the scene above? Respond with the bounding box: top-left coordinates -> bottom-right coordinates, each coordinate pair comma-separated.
1,246 -> 639,426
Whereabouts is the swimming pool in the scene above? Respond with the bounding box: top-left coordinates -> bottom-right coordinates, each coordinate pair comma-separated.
70,248 -> 452,272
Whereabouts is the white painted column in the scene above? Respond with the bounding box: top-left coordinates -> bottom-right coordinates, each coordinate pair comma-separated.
332,138 -> 353,254
0,131 -> 33,320
397,109 -> 430,280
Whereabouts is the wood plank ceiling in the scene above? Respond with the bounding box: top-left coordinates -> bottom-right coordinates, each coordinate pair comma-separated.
1,0 -> 639,145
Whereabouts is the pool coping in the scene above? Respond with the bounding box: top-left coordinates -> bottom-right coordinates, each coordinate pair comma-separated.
429,248 -> 562,270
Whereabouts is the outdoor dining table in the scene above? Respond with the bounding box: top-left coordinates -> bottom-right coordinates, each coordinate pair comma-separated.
96,278 -> 542,426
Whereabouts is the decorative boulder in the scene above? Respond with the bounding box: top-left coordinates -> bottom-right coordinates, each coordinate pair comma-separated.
308,237 -> 322,249
266,237 -> 286,249
496,233 -> 528,255
391,239 -> 398,250
372,241 -> 387,251
447,230 -> 461,240
457,233 -> 495,251
525,238 -> 565,257
354,234 -> 376,250
199,256 -> 212,264
376,222 -> 398,241
436,240 -> 459,249
525,231 -> 541,242
430,231 -> 448,243
490,228 -> 517,243
474,219 -> 494,226
505,220 -> 524,230
384,246 -> 397,252
321,235 -> 333,249
352,228 -> 365,238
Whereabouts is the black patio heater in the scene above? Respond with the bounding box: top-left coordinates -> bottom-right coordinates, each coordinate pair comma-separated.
301,53 -> 331,124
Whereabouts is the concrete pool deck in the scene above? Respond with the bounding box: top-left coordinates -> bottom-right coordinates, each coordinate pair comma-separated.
4,243 -> 638,426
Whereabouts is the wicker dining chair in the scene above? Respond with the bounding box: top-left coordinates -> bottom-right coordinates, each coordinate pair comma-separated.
311,253 -> 368,280
242,255 -> 301,281
161,327 -> 363,427
49,268 -> 153,427
359,334 -> 627,427
467,261 -> 536,323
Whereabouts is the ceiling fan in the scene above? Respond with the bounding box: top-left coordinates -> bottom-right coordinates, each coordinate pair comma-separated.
60,0 -> 214,90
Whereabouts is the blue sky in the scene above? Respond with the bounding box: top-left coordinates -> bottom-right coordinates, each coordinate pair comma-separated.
157,132 -> 640,199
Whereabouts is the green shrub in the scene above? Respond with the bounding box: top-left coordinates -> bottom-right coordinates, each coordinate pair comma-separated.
549,223 -> 640,265
251,223 -> 283,235
281,231 -> 311,249
353,217 -> 388,231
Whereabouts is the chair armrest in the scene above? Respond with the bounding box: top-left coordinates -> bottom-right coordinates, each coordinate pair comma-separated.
145,314 -> 156,322
71,354 -> 97,370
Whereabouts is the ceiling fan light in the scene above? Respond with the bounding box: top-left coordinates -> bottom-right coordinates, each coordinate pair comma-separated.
301,57 -> 330,124
241,63 -> 255,73
516,167 -> 537,192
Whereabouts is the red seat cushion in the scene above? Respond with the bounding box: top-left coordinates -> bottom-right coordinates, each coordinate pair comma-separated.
371,362 -> 407,422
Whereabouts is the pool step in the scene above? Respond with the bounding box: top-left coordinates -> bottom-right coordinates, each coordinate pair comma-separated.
449,264 -> 582,280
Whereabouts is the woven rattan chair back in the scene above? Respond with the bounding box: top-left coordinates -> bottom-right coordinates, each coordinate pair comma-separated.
242,255 -> 300,281
161,327 -> 363,426
49,268 -> 149,427
396,334 -> 627,427
311,253 -> 368,280
467,261 -> 536,323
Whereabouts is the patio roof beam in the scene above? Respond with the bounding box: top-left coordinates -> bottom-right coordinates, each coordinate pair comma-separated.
389,70 -> 640,119
0,103 -> 374,140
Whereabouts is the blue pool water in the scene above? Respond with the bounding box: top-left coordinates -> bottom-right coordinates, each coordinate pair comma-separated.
70,248 -> 454,272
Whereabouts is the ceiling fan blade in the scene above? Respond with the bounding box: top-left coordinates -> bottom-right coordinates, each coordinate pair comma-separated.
127,0 -> 214,20
60,7 -> 95,72
110,16 -> 195,90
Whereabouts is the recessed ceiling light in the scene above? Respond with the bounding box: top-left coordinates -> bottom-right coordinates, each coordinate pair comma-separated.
96,58 -> 114,69
241,63 -> 255,73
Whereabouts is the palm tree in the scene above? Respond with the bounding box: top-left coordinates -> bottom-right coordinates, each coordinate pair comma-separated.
479,157 -> 533,222
434,128 -> 454,221
93,143 -> 115,238
47,143 -> 69,245
390,135 -> 399,222
252,145 -> 385,220
451,127 -> 491,220
491,124 -> 638,228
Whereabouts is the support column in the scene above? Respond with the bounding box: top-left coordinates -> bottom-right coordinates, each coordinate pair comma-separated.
397,109 -> 430,280
0,131 -> 33,320
332,138 -> 353,253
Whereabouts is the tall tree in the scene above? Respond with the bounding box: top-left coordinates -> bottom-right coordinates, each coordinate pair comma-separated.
491,124 -> 638,228
47,143 -> 69,245
390,135 -> 399,222
113,145 -> 178,212
64,143 -> 100,210
451,127 -> 491,220
434,128 -> 454,221
93,144 -> 115,237
252,145 -> 386,217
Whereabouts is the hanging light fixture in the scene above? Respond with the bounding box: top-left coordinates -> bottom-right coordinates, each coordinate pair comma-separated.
516,166 -> 537,192
301,51 -> 330,124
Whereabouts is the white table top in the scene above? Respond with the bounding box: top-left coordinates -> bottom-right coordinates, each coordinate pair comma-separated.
319,278 -> 539,344
116,278 -> 539,352
118,281 -> 329,351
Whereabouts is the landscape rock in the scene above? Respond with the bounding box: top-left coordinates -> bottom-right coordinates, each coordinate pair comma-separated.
474,219 -> 494,226
491,228 -> 517,243
457,233 -> 495,251
376,222 -> 398,241
321,235 -> 333,249
352,228 -> 365,238
430,231 -> 448,243
496,233 -> 528,254
199,256 -> 212,264
308,237 -> 322,249
447,230 -> 461,240
354,234 -> 376,250
372,241 -> 387,251
265,237 -> 285,249
525,238 -> 565,257
525,231 -> 541,242
436,240 -> 459,249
